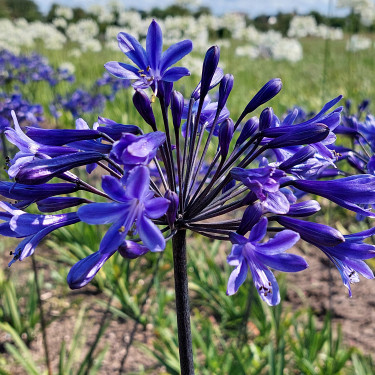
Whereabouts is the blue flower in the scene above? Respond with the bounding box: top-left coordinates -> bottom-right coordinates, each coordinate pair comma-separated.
226,217 -> 307,305
105,20 -> 192,93
67,166 -> 170,289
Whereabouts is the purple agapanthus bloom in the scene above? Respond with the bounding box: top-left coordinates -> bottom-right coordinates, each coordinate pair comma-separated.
231,166 -> 289,214
226,217 -> 307,305
313,228 -> 375,296
105,20 -> 192,93
67,166 -> 170,288
0,202 -> 80,265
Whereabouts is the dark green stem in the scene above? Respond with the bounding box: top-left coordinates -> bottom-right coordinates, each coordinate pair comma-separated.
172,230 -> 195,375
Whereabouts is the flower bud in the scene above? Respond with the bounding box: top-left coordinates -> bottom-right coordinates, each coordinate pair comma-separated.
218,74 -> 234,110
236,117 -> 259,146
171,90 -> 185,130
164,190 -> 179,228
238,203 -> 263,235
274,216 -> 344,247
219,118 -> 234,159
199,46 -> 220,101
259,107 -> 273,131
118,241 -> 150,259
243,78 -> 282,115
133,89 -> 157,130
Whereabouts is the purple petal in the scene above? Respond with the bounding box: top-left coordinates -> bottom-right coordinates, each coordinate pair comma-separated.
255,252 -> 308,272
162,67 -> 191,82
78,203 -> 129,224
146,20 -> 163,72
262,191 -> 290,214
104,61 -> 140,80
249,217 -> 268,243
125,166 -> 150,200
226,261 -> 248,295
256,230 -> 300,255
67,251 -> 113,289
160,40 -> 193,73
144,197 -> 170,219
137,215 -> 165,252
102,175 -> 128,202
99,219 -> 130,254
117,32 -> 148,70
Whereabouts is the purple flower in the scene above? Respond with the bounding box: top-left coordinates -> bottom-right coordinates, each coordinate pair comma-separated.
314,228 -> 375,296
226,217 -> 307,305
291,175 -> 375,217
110,131 -> 166,168
0,202 -> 80,265
105,20 -> 192,93
68,166 -> 169,288
231,166 -> 290,214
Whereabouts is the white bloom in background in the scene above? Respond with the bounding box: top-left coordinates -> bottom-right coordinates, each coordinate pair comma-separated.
69,48 -> 82,58
59,62 -> 75,74
53,17 -> 68,29
288,16 -> 318,38
55,6 -> 73,20
271,38 -> 303,62
89,4 -> 115,24
337,0 -> 375,26
235,45 -> 260,59
347,34 -> 372,51
82,39 -> 102,52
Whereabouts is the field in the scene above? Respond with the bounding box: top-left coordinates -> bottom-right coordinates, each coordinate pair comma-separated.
1,23 -> 375,375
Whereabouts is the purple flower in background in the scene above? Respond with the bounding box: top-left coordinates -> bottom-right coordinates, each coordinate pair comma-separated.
105,19 -> 192,93
226,217 -> 307,305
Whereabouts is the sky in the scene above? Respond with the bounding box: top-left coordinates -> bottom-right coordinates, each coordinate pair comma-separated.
34,0 -> 350,17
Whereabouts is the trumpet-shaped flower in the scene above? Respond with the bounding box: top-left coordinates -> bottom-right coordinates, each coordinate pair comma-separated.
105,20 -> 192,92
226,217 -> 307,305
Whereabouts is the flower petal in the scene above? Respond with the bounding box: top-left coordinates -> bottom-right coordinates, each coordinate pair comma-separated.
144,197 -> 170,219
104,61 -> 140,80
67,251 -> 113,289
102,175 -> 128,202
255,252 -> 308,272
160,40 -> 193,73
117,32 -> 148,70
162,67 -> 191,82
256,230 -> 300,255
137,215 -> 165,252
125,166 -> 150,200
78,203 -> 129,224
226,261 -> 248,295
146,20 -> 163,72
249,217 -> 268,243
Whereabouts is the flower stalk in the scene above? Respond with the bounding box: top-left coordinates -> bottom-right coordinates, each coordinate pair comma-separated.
172,229 -> 195,375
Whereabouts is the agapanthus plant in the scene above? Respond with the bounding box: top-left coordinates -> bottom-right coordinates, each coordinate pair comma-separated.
2,19 -> 375,375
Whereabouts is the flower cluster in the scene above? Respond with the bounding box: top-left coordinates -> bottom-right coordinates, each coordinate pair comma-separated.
2,20 -> 375,306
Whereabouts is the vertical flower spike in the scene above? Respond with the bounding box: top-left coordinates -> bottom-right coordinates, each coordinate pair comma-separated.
218,74 -> 234,111
243,78 -> 282,116
259,107 -> 273,131
199,46 -> 220,102
218,118 -> 234,159
133,89 -> 157,130
171,90 -> 185,130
